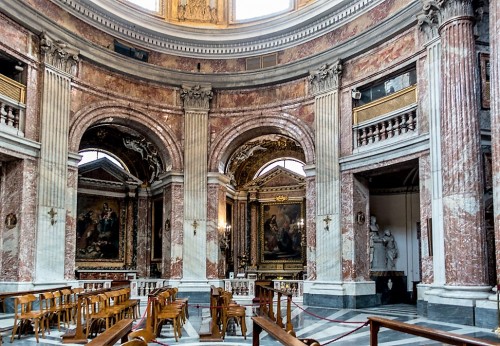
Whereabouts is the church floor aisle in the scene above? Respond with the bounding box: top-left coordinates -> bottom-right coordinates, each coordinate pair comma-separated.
3,303 -> 500,345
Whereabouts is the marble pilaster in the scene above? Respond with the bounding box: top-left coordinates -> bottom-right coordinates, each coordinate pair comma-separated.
168,182 -> 184,279
35,33 -> 79,283
490,0 -> 500,282
180,84 -> 212,280
304,166 -> 317,280
425,38 -> 443,285
308,60 -> 342,281
136,193 -> 150,278
64,160 -> 79,280
207,173 -> 229,279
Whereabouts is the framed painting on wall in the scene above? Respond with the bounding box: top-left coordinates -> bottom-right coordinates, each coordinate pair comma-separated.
76,195 -> 124,262
260,201 -> 304,263
479,53 -> 490,109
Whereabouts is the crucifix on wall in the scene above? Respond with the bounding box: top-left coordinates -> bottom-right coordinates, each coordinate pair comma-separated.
323,215 -> 331,231
192,220 -> 198,235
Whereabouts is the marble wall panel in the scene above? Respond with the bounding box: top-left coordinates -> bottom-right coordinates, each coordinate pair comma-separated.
419,154 -> 433,284
64,167 -> 78,280
342,29 -> 418,85
305,175 -> 316,279
0,13 -> 31,55
136,196 -> 150,277
169,183 -> 184,279
416,54 -> 429,135
77,63 -> 178,105
215,80 -> 307,110
206,183 -> 225,279
339,88 -> 354,157
25,64 -> 41,141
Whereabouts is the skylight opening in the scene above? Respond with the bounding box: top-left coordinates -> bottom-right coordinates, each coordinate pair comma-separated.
79,150 -> 126,170
124,0 -> 159,12
234,0 -> 293,21
256,159 -> 305,178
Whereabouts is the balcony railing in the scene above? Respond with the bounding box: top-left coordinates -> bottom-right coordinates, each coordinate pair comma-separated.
273,280 -> 303,298
0,74 -> 26,136
224,279 -> 255,297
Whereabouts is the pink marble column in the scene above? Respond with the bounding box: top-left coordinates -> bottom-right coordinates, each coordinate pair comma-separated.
136,194 -> 150,278
490,0 -> 500,280
64,166 -> 78,280
206,180 -> 226,279
168,183 -> 184,279
419,155 -> 434,284
305,174 -> 317,280
439,1 -> 487,286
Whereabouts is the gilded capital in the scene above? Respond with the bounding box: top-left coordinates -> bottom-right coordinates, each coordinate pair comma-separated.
308,60 -> 342,95
40,32 -> 79,76
180,84 -> 213,111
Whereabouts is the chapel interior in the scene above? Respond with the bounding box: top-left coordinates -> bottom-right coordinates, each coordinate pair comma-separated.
0,0 -> 499,334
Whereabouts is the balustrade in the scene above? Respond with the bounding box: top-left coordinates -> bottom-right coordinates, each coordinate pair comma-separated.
131,279 -> 168,297
0,74 -> 26,136
353,108 -> 417,148
78,280 -> 112,292
223,279 -> 255,297
273,280 -> 303,298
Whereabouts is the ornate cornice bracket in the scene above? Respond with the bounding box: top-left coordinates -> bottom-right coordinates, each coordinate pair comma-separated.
180,84 -> 213,111
308,60 -> 342,95
40,32 -> 79,76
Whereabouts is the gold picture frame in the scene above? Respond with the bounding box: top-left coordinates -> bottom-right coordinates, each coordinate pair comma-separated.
260,201 -> 304,264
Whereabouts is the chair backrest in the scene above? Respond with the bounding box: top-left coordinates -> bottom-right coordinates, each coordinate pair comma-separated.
15,294 -> 37,315
40,291 -> 55,311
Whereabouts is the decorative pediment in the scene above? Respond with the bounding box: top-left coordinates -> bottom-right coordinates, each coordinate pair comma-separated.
78,158 -> 142,187
244,166 -> 305,190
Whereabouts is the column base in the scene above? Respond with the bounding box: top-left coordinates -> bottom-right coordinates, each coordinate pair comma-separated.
303,280 -> 378,308
422,285 -> 492,326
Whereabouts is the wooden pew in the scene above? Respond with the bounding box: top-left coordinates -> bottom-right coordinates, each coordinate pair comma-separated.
252,316 -> 313,346
86,319 -> 133,346
368,316 -> 500,346
199,285 -> 223,342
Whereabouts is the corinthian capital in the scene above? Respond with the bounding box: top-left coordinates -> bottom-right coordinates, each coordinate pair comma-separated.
40,32 -> 79,76
417,0 -> 475,32
180,84 -> 213,111
308,60 -> 342,95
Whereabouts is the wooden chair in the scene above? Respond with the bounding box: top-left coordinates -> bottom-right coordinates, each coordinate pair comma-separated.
10,294 -> 46,343
60,288 -> 76,325
220,291 -> 247,339
40,291 -> 62,331
84,294 -> 116,338
153,292 -> 182,341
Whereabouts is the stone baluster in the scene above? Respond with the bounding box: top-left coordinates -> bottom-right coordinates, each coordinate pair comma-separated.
373,123 -> 380,142
386,118 -> 394,138
380,120 -> 387,140
359,127 -> 367,146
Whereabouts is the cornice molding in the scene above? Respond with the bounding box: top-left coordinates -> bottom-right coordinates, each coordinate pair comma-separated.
53,0 -> 381,58
0,0 -> 420,88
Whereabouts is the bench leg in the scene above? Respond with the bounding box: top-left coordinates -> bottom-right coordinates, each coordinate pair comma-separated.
253,321 -> 262,346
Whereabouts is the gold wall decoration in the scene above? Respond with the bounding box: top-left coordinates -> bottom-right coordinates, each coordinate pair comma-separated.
275,195 -> 289,202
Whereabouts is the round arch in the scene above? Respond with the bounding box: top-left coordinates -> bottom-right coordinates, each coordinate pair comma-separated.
208,112 -> 315,173
69,101 -> 183,171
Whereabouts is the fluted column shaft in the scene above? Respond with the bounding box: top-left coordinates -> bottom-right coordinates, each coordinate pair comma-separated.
181,85 -> 212,280
490,0 -> 500,280
309,61 -> 342,281
35,34 -> 79,283
439,5 -> 486,286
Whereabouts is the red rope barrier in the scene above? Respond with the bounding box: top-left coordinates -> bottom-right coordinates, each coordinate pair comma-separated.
291,300 -> 367,324
320,320 -> 370,346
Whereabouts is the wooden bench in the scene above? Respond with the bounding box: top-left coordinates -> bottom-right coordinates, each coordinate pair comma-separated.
0,285 -> 72,312
368,316 -> 500,346
252,316 -> 311,346
86,319 -> 133,346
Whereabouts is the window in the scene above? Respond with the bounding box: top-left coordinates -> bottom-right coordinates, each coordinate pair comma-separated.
256,159 -> 305,178
357,68 -> 417,106
233,0 -> 293,22
79,150 -> 126,170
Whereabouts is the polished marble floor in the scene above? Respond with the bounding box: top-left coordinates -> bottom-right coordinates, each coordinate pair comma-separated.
2,301 -> 500,345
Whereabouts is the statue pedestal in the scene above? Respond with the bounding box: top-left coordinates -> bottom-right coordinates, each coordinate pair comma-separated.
370,271 -> 408,305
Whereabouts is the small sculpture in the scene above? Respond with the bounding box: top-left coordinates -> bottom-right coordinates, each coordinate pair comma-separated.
382,229 -> 399,270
